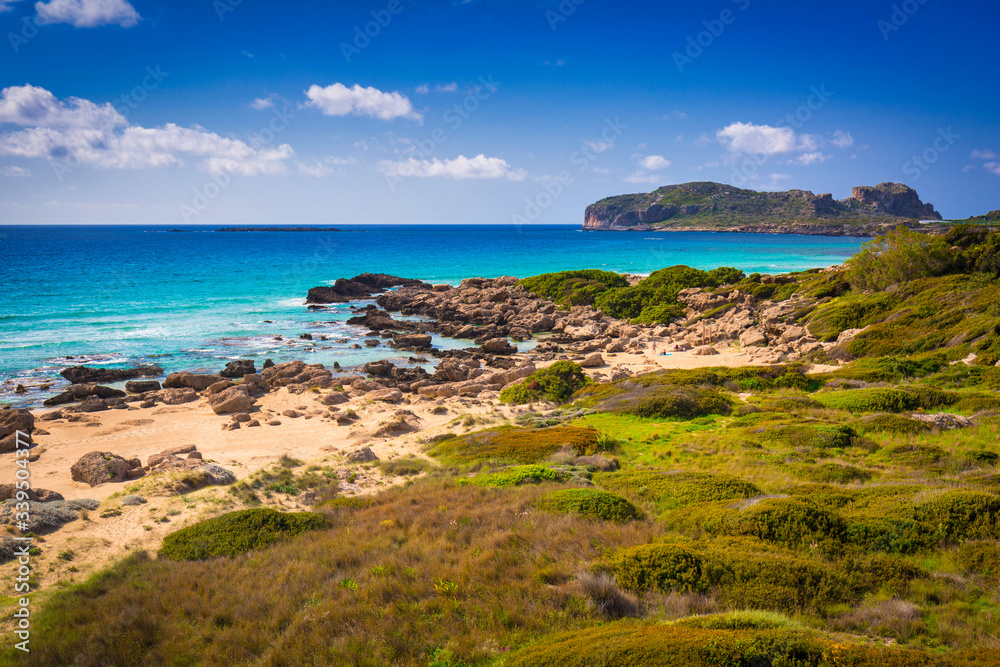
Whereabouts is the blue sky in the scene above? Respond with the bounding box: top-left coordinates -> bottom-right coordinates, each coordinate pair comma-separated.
0,0 -> 997,225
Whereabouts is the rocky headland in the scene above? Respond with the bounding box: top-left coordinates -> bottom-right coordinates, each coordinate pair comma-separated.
583,181 -> 947,235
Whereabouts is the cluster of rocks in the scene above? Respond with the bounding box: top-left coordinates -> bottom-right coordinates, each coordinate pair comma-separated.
656,283 -> 838,364
69,445 -> 235,489
0,406 -> 35,453
59,365 -> 164,384
307,273 -> 430,305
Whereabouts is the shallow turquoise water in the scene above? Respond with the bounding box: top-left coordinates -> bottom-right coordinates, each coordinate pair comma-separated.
0,224 -> 865,406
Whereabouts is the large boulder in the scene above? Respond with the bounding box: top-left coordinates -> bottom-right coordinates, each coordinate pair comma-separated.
579,353 -> 605,368
125,380 -> 161,393
392,333 -> 432,349
155,388 -> 200,405
258,361 -> 333,390
0,408 -> 34,454
43,384 -> 126,406
208,387 -> 254,415
71,451 -> 140,487
739,328 -> 768,347
481,338 -> 517,355
60,365 -> 163,384
163,372 -> 225,391
219,360 -> 256,378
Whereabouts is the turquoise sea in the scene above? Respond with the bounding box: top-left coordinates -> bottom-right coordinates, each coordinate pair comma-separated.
0,225 -> 866,407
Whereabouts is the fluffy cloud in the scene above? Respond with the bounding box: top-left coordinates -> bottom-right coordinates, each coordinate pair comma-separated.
638,155 -> 671,170
790,152 -> 830,166
304,83 -> 422,122
0,165 -> 30,176
35,0 -> 140,28
250,97 -> 275,110
0,84 -> 126,130
971,149 -> 999,160
378,154 -> 526,180
717,122 -> 851,166
0,85 -> 293,175
986,162 -> 1000,177
830,130 -> 854,148
717,122 -> 798,155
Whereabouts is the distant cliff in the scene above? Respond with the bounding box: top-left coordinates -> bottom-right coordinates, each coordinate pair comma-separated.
583,182 -> 945,236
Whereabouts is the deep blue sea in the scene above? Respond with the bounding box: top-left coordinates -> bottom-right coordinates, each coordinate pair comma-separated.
0,224 -> 866,406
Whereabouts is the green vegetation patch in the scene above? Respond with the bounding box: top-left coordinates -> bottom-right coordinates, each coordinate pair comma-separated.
159,508 -> 328,561
500,361 -> 590,405
575,381 -> 733,419
537,488 -> 642,522
592,265 -> 744,324
504,622 -> 941,667
519,269 -> 628,307
854,413 -> 933,435
609,543 -> 705,593
913,491 -> 1000,543
717,498 -> 848,549
427,426 -> 605,465
470,465 -> 570,487
595,470 -> 761,511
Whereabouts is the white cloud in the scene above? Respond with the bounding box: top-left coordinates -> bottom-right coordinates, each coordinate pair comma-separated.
770,173 -> 791,180
830,130 -> 854,148
378,154 -> 526,181
0,165 -> 30,176
972,149 -> 999,160
624,170 -> 662,185
250,97 -> 275,110
0,84 -> 126,130
414,84 -> 430,95
435,82 -> 458,93
304,83 -> 422,122
0,1 -> 21,11
985,162 -> 1000,177
35,0 -> 140,28
790,152 -> 830,166
0,85 -> 293,176
717,122 -> 798,155
638,155 -> 671,170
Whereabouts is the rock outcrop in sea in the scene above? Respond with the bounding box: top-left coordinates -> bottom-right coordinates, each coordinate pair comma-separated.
582,181 -> 945,234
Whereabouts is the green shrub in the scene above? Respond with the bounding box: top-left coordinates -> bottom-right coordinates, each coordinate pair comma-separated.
609,544 -> 706,593
593,264 -> 744,324
504,623 -> 939,667
428,426 -> 604,465
471,465 -> 570,487
844,554 -> 926,596
580,383 -> 733,419
845,518 -> 930,555
500,361 -> 590,405
846,226 -> 951,292
803,463 -> 873,484
377,456 -> 430,477
854,413 -> 932,435
721,498 -> 848,549
538,489 -> 642,522
159,508 -> 328,561
814,388 -> 921,413
595,470 -> 761,511
956,540 -> 1000,576
520,270 -> 628,307
914,491 -> 1000,543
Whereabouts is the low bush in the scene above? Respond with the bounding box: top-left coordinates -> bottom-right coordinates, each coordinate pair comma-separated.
609,544 -> 706,593
802,463 -> 873,484
594,470 -> 761,511
519,269 -> 628,307
504,623 -> 939,667
854,413 -> 932,435
500,361 -> 590,405
538,489 -> 642,522
581,383 -> 733,419
815,388 -> 922,413
377,456 -> 431,477
913,491 -> 1000,543
159,508 -> 328,561
720,498 -> 848,549
471,465 -> 570,487
428,426 -> 605,465
956,540 -> 1000,576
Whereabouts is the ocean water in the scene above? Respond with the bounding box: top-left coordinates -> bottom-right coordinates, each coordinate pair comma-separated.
0,224 -> 866,406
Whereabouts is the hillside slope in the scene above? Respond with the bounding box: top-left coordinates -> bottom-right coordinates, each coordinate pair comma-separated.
584,181 -> 945,235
